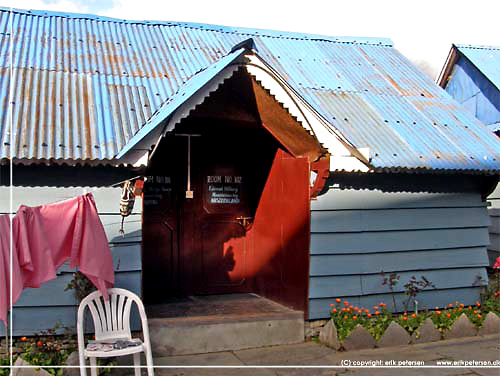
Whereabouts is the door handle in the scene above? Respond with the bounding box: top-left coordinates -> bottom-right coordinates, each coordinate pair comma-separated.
236,216 -> 253,230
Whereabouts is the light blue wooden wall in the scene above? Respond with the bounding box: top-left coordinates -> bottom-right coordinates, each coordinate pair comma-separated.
0,187 -> 142,336
488,183 -> 500,266
309,183 -> 490,319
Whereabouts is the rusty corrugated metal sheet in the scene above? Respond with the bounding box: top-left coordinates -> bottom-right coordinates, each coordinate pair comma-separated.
0,7 -> 499,172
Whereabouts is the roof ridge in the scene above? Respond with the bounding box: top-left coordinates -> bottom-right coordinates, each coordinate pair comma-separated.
0,6 -> 392,47
455,43 -> 500,51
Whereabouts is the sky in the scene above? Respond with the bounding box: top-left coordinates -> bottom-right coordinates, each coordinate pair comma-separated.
1,0 -> 499,79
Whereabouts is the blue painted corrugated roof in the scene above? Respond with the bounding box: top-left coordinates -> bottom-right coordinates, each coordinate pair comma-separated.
117,47 -> 246,159
0,7 -> 499,172
455,44 -> 500,91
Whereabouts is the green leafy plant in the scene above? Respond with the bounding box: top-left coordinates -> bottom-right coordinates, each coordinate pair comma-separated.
395,312 -> 426,335
463,303 -> 486,328
330,301 -> 393,341
65,271 -> 96,301
18,324 -> 76,376
430,308 -> 456,333
330,292 -> 500,343
480,287 -> 500,314
0,354 -> 12,376
363,304 -> 393,341
330,300 -> 361,341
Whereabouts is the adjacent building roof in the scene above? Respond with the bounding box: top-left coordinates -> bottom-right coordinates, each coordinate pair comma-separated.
455,44 -> 500,90
438,44 -> 500,133
0,7 -> 499,172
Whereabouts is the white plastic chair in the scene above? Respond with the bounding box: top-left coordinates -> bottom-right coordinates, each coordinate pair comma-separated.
77,288 -> 154,376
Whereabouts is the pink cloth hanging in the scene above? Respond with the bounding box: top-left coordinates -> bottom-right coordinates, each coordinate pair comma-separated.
14,207 -> 57,288
0,215 -> 28,326
21,193 -> 115,296
0,193 -> 114,327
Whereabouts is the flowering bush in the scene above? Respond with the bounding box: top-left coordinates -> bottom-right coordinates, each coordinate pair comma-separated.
330,292 -> 500,341
395,311 -> 426,335
330,301 -> 393,341
363,304 -> 393,341
18,325 -> 76,376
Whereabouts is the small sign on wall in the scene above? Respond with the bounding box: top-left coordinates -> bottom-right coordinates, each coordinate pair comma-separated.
143,175 -> 172,206
206,175 -> 242,204
204,168 -> 245,212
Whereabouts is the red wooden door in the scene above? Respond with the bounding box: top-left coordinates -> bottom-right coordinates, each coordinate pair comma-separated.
181,130 -> 268,295
250,149 -> 310,312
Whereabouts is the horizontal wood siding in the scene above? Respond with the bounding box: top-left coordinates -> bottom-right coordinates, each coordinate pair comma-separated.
0,187 -> 142,336
487,183 -> 500,265
309,186 -> 490,320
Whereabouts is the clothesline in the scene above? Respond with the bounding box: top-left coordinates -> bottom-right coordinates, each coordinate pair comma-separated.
0,193 -> 115,327
0,177 -> 145,216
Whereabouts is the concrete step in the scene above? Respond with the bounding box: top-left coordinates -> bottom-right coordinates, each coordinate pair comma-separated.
146,294 -> 304,356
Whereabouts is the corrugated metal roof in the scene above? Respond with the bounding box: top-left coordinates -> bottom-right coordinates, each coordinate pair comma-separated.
456,44 -> 500,91
0,7 -> 499,172
117,47 -> 246,160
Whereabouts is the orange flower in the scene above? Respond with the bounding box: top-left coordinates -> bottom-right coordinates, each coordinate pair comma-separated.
403,312 -> 408,316
343,316 -> 348,320
336,298 -> 341,303
477,314 -> 481,319
411,314 -> 417,318
403,317 -> 408,321
468,306 -> 472,310
367,314 -> 372,318
379,303 -> 386,307
349,306 -> 353,310
330,304 -> 334,307
448,304 -> 453,308
344,301 -> 349,306
373,306 -> 378,311
436,311 -> 441,315
473,310 -> 477,315
20,337 -> 27,342
459,304 -> 464,308
458,308 -> 463,312
476,302 -> 481,307
375,311 -> 380,315
353,316 -> 358,320
332,308 -> 337,313
495,291 -> 500,297
446,313 -> 451,318
365,309 -> 370,314
36,341 -> 43,347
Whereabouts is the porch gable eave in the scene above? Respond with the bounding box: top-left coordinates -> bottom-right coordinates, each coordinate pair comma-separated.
115,47 -> 248,164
